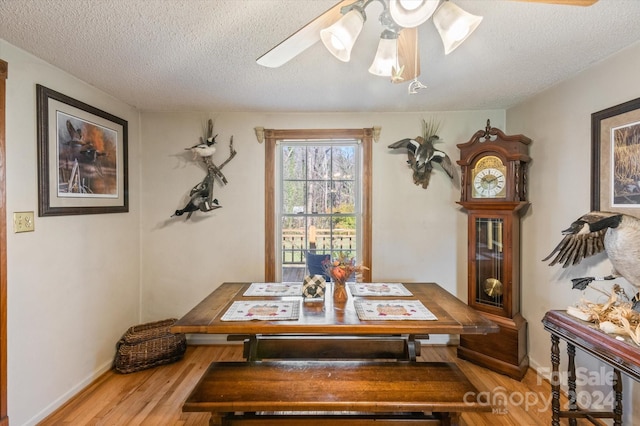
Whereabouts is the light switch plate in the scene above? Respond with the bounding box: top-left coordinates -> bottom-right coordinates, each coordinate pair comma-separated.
13,211 -> 35,233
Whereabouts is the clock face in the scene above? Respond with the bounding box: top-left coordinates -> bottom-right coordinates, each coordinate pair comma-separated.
471,155 -> 507,199
473,168 -> 506,198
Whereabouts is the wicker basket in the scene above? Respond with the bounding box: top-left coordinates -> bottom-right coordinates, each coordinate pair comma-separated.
114,318 -> 187,374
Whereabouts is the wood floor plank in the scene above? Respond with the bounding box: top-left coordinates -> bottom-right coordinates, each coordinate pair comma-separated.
38,344 -> 603,426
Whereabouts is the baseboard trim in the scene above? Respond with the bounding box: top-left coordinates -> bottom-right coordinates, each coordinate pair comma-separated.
26,358 -> 113,426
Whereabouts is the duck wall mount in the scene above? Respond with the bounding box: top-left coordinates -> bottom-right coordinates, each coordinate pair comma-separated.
172,119 -> 237,220
388,118 -> 455,189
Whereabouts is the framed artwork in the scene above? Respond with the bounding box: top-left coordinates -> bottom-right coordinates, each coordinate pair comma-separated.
591,97 -> 640,217
36,84 -> 128,216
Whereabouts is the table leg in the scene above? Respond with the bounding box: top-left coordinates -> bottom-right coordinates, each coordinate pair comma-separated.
246,335 -> 258,361
567,342 -> 577,426
407,335 -> 417,361
209,413 -> 222,426
437,411 -> 460,426
551,334 -> 560,426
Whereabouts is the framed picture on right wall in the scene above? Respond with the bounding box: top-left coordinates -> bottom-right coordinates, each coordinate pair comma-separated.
591,96 -> 640,217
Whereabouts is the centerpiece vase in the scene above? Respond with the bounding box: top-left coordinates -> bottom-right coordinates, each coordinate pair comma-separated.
333,277 -> 348,303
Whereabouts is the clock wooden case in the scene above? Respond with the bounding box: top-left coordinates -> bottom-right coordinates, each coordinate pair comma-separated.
456,121 -> 531,380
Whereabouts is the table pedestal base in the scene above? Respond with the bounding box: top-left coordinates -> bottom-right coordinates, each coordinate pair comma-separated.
236,334 -> 426,361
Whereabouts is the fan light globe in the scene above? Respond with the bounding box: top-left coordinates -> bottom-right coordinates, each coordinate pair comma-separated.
389,0 -> 440,28
433,1 -> 483,55
320,9 -> 365,62
368,30 -> 399,77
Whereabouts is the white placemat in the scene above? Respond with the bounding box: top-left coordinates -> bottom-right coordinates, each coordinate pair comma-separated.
221,300 -> 300,321
349,283 -> 412,296
243,282 -> 302,296
354,299 -> 437,321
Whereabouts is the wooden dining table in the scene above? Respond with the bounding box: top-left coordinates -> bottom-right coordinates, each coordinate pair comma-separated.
172,282 -> 498,360
173,282 -> 499,425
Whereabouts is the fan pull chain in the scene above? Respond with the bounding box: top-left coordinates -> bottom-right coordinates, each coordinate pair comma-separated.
408,26 -> 427,94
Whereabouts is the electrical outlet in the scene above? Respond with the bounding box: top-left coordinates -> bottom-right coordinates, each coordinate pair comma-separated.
13,211 -> 35,233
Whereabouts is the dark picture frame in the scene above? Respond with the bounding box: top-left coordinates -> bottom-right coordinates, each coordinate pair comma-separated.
36,84 -> 128,216
591,97 -> 640,217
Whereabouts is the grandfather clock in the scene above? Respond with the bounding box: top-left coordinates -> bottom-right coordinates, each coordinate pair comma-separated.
456,120 -> 531,380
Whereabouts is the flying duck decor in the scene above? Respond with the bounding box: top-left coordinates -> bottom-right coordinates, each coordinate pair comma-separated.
256,0 -> 598,92
388,118 -> 455,189
543,211 -> 640,311
172,119 -> 237,220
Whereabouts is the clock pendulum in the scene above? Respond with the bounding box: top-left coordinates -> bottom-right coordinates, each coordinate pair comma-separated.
456,120 -> 531,380
482,218 -> 503,300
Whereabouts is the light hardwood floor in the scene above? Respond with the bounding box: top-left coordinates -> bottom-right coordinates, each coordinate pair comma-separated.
39,344 -> 598,425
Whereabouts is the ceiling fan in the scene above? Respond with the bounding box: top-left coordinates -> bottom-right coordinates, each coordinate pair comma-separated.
256,0 -> 598,90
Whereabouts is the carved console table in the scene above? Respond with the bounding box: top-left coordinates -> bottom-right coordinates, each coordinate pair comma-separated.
542,310 -> 640,426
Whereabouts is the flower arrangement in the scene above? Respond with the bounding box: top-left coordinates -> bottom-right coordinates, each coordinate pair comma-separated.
322,252 -> 368,285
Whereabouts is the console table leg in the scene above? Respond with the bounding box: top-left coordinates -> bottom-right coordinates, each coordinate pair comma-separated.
551,334 -> 560,426
613,368 -> 622,426
567,342 -> 577,426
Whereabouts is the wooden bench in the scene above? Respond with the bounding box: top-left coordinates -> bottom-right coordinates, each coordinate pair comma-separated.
183,360 -> 491,425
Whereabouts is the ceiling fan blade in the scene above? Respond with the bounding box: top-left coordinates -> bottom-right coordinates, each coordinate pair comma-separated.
511,0 -> 598,6
394,27 -> 420,84
256,0 -> 353,68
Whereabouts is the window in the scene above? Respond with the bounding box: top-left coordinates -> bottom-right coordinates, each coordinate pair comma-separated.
279,141 -> 360,281
264,129 -> 373,282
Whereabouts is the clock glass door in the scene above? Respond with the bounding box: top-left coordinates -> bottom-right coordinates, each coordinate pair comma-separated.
475,217 -> 504,310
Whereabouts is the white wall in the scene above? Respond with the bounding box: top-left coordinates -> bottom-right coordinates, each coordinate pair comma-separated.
139,111 -> 504,326
508,40 -> 640,425
0,41 -> 141,425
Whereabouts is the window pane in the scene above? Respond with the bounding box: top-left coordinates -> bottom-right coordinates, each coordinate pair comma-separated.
307,146 -> 331,180
308,181 -> 330,214
282,146 -> 306,180
281,216 -> 306,265
311,217 -> 332,254
332,180 -> 355,213
332,145 -> 356,180
282,181 -> 305,214
332,216 -> 357,258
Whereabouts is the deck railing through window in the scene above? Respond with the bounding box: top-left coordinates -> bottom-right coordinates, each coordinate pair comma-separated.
282,228 -> 356,264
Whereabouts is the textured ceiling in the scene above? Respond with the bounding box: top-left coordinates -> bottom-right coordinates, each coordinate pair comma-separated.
1,0 -> 640,112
